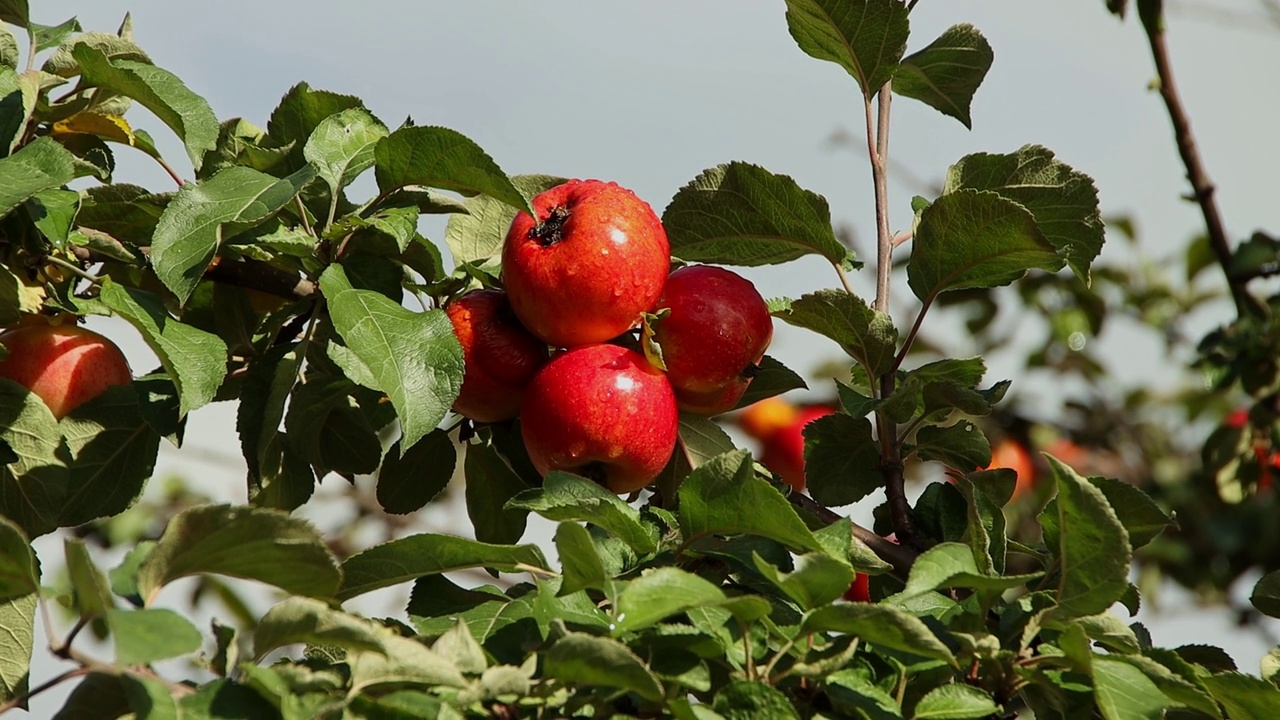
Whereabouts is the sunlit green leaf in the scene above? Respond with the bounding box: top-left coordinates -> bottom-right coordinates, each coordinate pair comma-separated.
663,162 -> 854,268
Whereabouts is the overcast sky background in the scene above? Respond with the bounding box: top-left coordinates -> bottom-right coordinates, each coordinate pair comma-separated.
21,0 -> 1280,713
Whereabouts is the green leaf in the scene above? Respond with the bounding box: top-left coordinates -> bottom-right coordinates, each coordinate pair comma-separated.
51,672 -> 130,720
443,174 -> 563,266
109,541 -> 153,607
136,504 -> 340,605
337,533 -> 547,602
785,0 -> 909,98
72,45 -> 218,170
915,420 -> 990,471
506,471 -> 658,555
284,377 -> 381,477
26,188 -> 79,245
0,27 -> 15,70
252,596 -> 386,658
43,31 -> 150,78
734,355 -> 807,409
0,593 -> 34,706
715,680 -> 801,719
99,281 -> 227,416
907,189 -> 1061,305
30,18 -> 81,54
802,603 -> 956,663
1092,656 -> 1168,720
911,683 -> 999,719
303,107 -> 387,197
1043,456 -> 1131,621
58,385 -> 159,526
465,440 -> 530,545
64,538 -> 113,617
0,1 -> 27,27
825,669 -> 901,719
813,517 -> 892,573
662,162 -> 853,269
431,620 -> 487,675
614,567 -> 769,634
555,522 -> 609,596
1251,571 -> 1280,619
0,516 -> 36,601
0,378 -> 69,538
150,165 -> 316,304
893,24 -> 993,129
803,413 -> 882,507
678,450 -> 822,553
179,679 -> 278,719
106,608 -> 202,665
771,290 -> 897,377
0,137 -> 78,218
1200,671 -> 1280,719
678,414 -> 737,466
75,183 -> 170,245
943,145 -> 1104,282
376,430 -> 455,514
348,632 -> 468,693
899,543 -> 1041,600
319,265 -> 463,452
753,551 -> 852,610
265,82 -> 366,173
374,125 -> 528,213
543,633 -> 664,702
1086,476 -> 1173,550
237,349 -> 314,512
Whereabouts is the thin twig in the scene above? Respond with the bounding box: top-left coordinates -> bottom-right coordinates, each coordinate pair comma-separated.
294,195 -> 315,237
153,155 -> 187,187
0,667 -> 90,715
863,93 -> 892,314
833,262 -> 856,295
892,299 -> 932,373
44,255 -> 102,285
1140,1 -> 1250,316
786,492 -> 918,580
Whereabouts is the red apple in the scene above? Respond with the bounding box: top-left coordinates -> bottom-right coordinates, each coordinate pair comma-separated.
0,322 -> 132,419
520,343 -> 678,494
651,265 -> 772,415
842,572 -> 870,602
502,179 -> 670,347
446,289 -> 549,423
987,438 -> 1035,501
737,398 -> 834,492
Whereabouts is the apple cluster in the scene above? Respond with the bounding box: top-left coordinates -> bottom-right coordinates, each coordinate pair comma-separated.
448,179 -> 773,494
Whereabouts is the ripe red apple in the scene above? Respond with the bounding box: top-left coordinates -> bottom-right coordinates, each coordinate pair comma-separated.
0,322 -> 132,419
986,438 -> 1035,501
842,572 -> 870,602
520,343 -> 678,494
446,289 -> 549,423
651,265 -> 772,415
502,179 -> 670,347
737,398 -> 834,492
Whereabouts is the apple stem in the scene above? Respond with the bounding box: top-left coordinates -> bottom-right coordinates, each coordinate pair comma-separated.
528,205 -> 571,247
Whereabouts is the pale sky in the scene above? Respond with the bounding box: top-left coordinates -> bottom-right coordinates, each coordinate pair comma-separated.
22,0 -> 1280,712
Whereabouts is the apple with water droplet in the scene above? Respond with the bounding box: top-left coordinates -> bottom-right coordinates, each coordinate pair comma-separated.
520,343 -> 678,494
446,289 -> 548,422
650,265 -> 772,415
502,179 -> 669,347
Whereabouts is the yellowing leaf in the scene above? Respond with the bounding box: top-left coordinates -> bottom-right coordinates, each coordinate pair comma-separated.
51,112 -> 135,146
